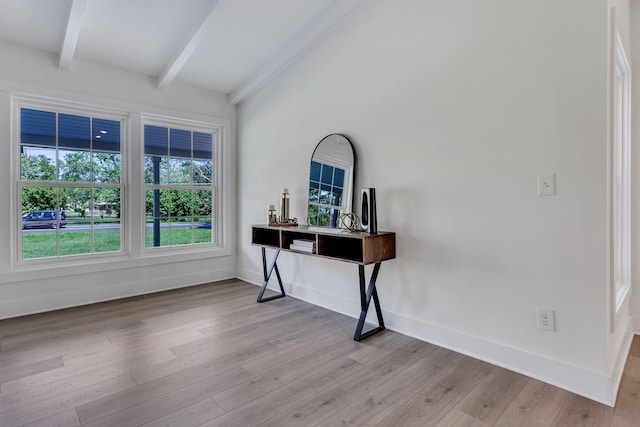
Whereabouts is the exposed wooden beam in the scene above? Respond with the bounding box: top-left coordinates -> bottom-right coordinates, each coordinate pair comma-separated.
229,0 -> 367,105
156,0 -> 229,91
59,0 -> 89,70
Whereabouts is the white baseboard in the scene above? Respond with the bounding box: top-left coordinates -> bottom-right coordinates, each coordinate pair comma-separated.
0,266 -> 235,320
237,267 -> 619,406
632,314 -> 640,333
386,310 -> 627,407
607,319 -> 634,407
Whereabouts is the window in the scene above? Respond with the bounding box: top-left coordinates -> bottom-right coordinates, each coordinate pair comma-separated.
18,105 -> 123,260
143,121 -> 215,249
611,31 -> 631,316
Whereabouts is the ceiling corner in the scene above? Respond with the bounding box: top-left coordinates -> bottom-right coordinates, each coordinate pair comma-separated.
229,0 -> 367,105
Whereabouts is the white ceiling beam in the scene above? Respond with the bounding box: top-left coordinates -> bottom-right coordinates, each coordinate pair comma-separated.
156,0 -> 230,91
59,0 -> 89,70
229,0 -> 367,105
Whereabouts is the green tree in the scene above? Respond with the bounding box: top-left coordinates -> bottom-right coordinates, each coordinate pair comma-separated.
193,160 -> 212,184
170,189 -> 192,218
58,152 -> 121,217
59,151 -> 90,182
169,159 -> 191,184
194,190 -> 212,217
95,188 -> 121,218
22,187 -> 58,213
93,152 -> 121,183
21,154 -> 55,180
59,151 -> 91,215
93,153 -> 121,218
144,156 -> 212,220
20,154 -> 61,213
308,204 -> 332,226
60,187 -> 91,216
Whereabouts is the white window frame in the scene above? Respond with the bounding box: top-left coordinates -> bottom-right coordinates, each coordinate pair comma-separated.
140,114 -> 225,254
13,95 -> 128,266
609,30 -> 632,327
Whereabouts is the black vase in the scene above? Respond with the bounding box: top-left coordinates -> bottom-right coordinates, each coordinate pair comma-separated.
361,188 -> 377,233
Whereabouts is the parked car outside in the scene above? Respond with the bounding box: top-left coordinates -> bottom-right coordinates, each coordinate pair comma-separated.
22,210 -> 67,229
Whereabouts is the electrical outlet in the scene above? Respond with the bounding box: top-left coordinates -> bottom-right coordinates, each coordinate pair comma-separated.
537,308 -> 556,331
537,173 -> 556,196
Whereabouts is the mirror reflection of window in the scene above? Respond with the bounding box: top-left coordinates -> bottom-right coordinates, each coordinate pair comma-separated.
308,160 -> 346,227
307,134 -> 354,228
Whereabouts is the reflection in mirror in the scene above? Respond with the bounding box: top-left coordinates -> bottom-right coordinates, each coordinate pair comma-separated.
308,134 -> 355,228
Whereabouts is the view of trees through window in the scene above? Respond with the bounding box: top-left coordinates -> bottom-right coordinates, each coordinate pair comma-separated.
19,107 -> 122,259
17,106 -> 218,260
143,124 -> 214,248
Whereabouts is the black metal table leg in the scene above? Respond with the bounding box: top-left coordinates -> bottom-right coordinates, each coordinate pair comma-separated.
354,262 -> 385,341
257,247 -> 286,302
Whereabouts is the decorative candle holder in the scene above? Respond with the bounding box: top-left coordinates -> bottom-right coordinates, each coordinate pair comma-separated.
280,188 -> 290,221
268,204 -> 277,225
267,189 -> 298,227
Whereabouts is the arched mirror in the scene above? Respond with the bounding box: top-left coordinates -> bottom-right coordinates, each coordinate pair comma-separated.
308,134 -> 355,227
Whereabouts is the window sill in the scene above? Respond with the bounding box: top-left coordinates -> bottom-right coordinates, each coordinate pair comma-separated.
2,246 -> 232,285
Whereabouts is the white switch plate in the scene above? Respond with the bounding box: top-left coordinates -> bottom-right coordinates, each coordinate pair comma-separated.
537,173 -> 556,196
537,308 -> 556,331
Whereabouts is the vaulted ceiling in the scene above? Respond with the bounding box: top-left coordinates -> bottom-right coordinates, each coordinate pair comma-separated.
0,0 -> 365,104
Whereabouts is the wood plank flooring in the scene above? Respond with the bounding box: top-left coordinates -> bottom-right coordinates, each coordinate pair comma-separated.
0,279 -> 638,426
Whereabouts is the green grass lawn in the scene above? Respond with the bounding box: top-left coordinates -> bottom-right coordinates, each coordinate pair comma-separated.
22,228 -> 212,259
144,227 -> 212,247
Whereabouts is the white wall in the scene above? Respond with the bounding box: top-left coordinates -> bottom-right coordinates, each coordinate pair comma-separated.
631,0 -> 640,332
0,41 -> 237,319
237,0 -> 622,404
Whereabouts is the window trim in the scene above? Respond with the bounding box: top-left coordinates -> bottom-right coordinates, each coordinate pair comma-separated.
140,114 -> 225,255
9,93 -> 232,272
608,28 -> 632,331
612,32 -> 631,313
13,96 -> 128,266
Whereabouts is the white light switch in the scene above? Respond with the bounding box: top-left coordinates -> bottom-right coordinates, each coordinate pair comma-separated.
537,174 -> 556,196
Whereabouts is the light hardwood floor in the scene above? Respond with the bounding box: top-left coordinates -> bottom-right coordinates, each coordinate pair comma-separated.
0,279 -> 639,426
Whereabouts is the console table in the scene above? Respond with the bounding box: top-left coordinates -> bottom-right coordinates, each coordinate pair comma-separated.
251,224 -> 396,341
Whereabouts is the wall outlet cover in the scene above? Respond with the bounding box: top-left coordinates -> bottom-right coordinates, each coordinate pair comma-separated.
537,307 -> 556,331
537,174 -> 556,196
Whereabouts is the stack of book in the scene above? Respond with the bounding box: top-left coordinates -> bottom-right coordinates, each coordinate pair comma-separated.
289,239 -> 316,254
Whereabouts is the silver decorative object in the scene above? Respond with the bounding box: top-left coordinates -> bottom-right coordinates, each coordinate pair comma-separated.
280,188 -> 290,221
268,204 -> 277,225
338,212 -> 360,232
268,189 -> 298,227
